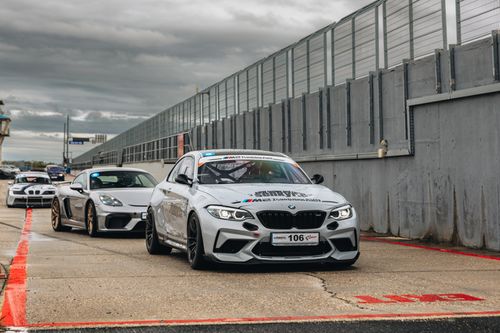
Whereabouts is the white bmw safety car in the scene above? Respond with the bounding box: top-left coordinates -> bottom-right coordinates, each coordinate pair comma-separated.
6,172 -> 56,208
146,150 -> 360,269
51,167 -> 158,236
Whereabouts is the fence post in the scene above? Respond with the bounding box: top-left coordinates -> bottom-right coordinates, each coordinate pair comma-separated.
302,93 -> 307,151
455,0 -> 462,45
319,88 -> 324,149
449,44 -> 457,91
378,70 -> 384,141
331,27 -> 336,85
383,1 -> 388,69
352,18 -> 356,78
403,59 -> 410,140
369,72 -> 375,145
268,103 -> 273,151
441,0 -> 448,49
434,49 -> 442,94
493,30 -> 500,81
346,80 -> 352,147
408,0 -> 414,60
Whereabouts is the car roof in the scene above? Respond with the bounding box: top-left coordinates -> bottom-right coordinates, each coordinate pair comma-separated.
189,149 -> 288,159
81,167 -> 152,174
16,172 -> 49,178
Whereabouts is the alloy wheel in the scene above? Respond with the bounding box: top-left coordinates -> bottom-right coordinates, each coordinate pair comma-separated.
145,211 -> 154,249
51,200 -> 59,228
187,218 -> 198,263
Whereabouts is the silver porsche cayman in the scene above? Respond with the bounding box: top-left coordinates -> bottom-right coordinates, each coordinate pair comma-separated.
51,167 -> 157,236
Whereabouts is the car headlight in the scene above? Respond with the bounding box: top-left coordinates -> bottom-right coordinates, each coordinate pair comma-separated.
206,205 -> 253,221
99,194 -> 123,207
329,205 -> 352,220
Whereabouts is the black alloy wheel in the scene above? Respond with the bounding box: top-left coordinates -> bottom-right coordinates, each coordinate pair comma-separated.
145,208 -> 172,255
186,213 -> 207,270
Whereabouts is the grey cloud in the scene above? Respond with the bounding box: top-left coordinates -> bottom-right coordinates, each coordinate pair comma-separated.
0,0 -> 373,162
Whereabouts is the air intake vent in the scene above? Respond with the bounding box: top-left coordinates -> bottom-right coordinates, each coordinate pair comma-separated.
257,211 -> 326,229
252,241 -> 331,257
331,238 -> 357,252
214,239 -> 250,254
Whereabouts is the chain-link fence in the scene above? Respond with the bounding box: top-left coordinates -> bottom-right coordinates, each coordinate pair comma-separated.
73,0 -> 500,167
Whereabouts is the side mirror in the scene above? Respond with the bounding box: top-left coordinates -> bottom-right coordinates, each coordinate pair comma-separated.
8,181 -> 13,185
70,183 -> 84,193
175,174 -> 192,186
311,174 -> 324,185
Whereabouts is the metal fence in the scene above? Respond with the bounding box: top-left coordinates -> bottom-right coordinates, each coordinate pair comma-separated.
456,0 -> 500,44
73,0 -> 500,167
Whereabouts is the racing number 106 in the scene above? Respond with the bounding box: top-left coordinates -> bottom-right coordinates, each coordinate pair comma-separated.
288,234 -> 305,242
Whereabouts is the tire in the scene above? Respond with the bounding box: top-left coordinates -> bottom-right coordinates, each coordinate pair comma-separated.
6,194 -> 12,208
186,213 -> 207,270
145,207 -> 172,255
51,199 -> 71,231
85,201 -> 99,237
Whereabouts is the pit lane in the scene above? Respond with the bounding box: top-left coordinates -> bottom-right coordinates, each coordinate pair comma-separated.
0,180 -> 499,332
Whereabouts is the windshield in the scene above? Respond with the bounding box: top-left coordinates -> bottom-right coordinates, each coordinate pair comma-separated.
197,159 -> 311,184
47,166 -> 65,172
89,171 -> 157,189
16,176 -> 51,184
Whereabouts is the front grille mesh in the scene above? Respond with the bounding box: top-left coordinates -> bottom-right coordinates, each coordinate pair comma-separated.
252,241 -> 332,257
257,210 -> 326,229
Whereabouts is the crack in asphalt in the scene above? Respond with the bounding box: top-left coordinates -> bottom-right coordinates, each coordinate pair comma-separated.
0,221 -> 22,230
303,272 -> 376,312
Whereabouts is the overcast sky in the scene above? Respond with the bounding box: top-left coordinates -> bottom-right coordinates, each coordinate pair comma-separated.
0,0 -> 399,162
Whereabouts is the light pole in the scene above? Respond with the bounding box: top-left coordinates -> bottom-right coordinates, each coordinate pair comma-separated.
62,114 -> 70,167
0,100 -> 12,165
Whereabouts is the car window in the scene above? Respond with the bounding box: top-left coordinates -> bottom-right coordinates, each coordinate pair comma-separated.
73,173 -> 87,189
15,176 -> 51,184
197,159 -> 310,184
167,158 -> 186,182
181,157 -> 194,179
89,171 -> 157,189
48,166 -> 65,172
136,173 -> 157,187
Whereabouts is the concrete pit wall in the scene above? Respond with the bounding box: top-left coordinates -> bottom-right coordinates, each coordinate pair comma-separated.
301,92 -> 500,251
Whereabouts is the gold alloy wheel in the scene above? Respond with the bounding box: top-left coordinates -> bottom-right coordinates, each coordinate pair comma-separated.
51,200 -> 59,228
87,204 -> 94,234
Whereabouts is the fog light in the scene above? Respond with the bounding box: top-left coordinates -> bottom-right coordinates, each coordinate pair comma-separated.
141,212 -> 148,220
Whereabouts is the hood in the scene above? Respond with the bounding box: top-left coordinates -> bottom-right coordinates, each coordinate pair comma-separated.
97,188 -> 154,206
196,183 -> 347,210
11,183 -> 55,193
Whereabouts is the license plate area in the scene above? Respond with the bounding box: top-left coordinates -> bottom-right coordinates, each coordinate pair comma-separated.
271,233 -> 320,246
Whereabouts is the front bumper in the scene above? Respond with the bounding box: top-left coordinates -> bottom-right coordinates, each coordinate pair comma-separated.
95,204 -> 148,232
8,195 -> 54,208
198,209 -> 360,264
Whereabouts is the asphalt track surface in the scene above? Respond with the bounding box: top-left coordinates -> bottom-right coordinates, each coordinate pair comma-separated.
0,180 -> 499,332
